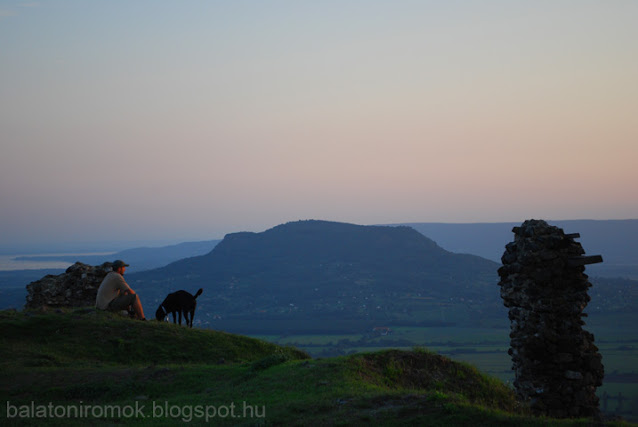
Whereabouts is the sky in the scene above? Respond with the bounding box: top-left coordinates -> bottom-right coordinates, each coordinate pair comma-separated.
1,0 -> 637,251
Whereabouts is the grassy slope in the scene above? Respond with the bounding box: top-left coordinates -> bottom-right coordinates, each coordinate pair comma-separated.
0,309 -> 630,426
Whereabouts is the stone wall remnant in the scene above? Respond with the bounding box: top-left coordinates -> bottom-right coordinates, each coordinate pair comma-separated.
25,262 -> 114,309
497,219 -> 604,418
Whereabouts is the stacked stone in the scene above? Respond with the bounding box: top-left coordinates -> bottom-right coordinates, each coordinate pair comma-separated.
25,262 -> 113,309
497,219 -> 604,418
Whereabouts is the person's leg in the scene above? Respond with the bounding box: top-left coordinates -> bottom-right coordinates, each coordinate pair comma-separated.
108,293 -> 145,320
130,294 -> 145,320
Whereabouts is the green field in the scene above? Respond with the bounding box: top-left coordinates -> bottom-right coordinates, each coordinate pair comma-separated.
5,308 -> 613,426
1,307 -> 636,423
250,322 -> 638,422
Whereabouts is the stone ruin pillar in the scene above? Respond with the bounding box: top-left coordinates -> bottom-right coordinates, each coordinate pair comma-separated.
497,219 -> 604,418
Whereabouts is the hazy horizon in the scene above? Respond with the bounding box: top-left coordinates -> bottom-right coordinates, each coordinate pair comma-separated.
2,217 -> 636,257
2,1 -> 637,250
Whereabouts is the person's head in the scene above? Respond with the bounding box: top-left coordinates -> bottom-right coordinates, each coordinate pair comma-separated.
112,260 -> 130,274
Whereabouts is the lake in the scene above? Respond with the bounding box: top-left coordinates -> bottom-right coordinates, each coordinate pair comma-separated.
0,253 -> 114,271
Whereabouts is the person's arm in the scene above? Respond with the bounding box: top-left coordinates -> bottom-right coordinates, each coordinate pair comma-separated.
115,274 -> 136,296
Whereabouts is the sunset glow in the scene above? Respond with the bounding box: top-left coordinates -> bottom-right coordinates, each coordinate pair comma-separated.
1,1 -> 636,250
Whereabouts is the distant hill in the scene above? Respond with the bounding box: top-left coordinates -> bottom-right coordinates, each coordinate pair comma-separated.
131,220 -> 502,333
13,240 -> 220,273
396,220 -> 638,279
0,241 -> 219,310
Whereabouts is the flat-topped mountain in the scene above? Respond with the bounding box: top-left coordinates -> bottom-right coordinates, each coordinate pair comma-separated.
131,221 -> 501,332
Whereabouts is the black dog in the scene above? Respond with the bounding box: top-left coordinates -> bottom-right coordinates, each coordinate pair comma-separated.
155,288 -> 203,327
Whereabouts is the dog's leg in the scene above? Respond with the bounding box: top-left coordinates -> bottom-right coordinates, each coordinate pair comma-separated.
178,310 -> 182,325
171,312 -> 177,324
189,309 -> 195,327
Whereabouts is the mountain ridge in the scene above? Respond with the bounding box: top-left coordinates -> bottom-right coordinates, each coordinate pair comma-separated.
394,219 -> 638,278
130,220 -> 502,332
12,240 -> 220,273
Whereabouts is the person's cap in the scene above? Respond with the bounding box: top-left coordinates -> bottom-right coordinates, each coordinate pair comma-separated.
112,260 -> 130,269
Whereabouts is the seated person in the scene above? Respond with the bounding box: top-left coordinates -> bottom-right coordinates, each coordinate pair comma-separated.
96,260 -> 145,320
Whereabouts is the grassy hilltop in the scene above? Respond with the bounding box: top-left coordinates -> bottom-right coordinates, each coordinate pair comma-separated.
0,309 -> 628,426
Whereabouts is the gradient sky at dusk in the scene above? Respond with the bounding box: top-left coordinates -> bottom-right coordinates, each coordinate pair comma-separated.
1,1 -> 637,251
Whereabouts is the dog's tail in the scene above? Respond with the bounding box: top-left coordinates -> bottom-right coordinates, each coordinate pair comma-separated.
194,288 -> 203,299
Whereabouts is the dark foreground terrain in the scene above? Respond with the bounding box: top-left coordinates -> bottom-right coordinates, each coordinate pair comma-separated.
0,309 -> 631,426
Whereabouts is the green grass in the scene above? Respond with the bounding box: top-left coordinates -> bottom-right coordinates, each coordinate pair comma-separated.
252,324 -> 638,420
0,309 -> 633,426
0,308 -> 308,369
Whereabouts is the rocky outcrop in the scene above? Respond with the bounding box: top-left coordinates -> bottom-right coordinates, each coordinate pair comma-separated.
25,262 -> 114,309
498,219 -> 604,418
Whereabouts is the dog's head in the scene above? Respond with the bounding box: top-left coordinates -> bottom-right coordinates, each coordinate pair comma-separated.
155,305 -> 167,321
